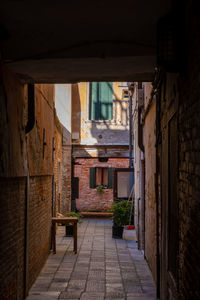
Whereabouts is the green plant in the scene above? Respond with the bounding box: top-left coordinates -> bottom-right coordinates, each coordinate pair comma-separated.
66,211 -> 82,224
96,185 -> 105,194
111,200 -> 134,227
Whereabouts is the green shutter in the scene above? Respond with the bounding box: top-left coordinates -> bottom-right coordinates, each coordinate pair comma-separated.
90,82 -> 99,120
99,82 -> 113,120
108,168 -> 113,188
89,167 -> 96,188
90,82 -> 113,120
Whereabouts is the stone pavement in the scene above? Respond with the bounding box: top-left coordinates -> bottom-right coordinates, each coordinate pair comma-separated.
26,218 -> 156,300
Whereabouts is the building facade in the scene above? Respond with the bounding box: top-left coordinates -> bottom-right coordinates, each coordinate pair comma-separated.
71,82 -> 130,212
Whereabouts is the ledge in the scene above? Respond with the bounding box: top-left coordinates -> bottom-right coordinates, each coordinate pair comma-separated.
80,212 -> 113,217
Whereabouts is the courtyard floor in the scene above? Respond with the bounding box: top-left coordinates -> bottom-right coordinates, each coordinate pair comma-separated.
26,218 -> 156,300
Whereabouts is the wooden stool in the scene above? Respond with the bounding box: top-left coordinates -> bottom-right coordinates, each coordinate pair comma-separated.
52,217 -> 78,254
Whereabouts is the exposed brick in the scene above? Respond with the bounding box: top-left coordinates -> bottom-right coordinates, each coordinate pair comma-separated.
74,158 -> 129,212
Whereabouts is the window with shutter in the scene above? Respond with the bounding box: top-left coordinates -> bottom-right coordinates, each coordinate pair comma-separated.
89,167 -> 113,189
90,82 -> 113,120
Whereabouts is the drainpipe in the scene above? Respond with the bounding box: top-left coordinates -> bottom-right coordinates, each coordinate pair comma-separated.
138,106 -> 144,152
137,84 -> 145,251
128,83 -> 134,168
128,83 -> 134,204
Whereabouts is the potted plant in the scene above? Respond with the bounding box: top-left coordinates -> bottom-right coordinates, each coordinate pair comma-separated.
111,200 -> 134,239
65,211 -> 82,237
96,185 -> 105,194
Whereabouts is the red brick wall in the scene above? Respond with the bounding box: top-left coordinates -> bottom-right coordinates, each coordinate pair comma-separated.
74,158 -> 129,211
0,177 -> 26,300
27,175 -> 52,290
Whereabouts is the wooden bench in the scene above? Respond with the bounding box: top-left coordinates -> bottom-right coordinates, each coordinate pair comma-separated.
52,217 -> 78,254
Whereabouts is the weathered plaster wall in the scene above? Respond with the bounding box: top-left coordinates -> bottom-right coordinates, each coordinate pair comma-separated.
0,67 -> 27,177
72,82 -> 129,146
74,157 -> 129,211
27,84 -> 54,176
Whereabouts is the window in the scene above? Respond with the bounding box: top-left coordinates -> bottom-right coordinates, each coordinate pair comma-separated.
90,167 -> 113,188
89,82 -> 113,120
96,168 -> 108,186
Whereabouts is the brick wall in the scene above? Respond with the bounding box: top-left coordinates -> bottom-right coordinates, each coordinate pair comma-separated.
0,177 -> 26,300
159,1 -> 200,298
74,157 -> 129,211
177,2 -> 200,298
27,175 -> 52,290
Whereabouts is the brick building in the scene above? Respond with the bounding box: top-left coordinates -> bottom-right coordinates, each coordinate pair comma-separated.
71,82 -> 130,212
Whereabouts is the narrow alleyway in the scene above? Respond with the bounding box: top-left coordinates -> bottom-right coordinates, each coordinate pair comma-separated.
27,219 -> 156,300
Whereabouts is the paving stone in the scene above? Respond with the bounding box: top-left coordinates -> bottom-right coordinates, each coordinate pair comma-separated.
124,284 -> 143,293
27,291 -> 60,300
88,270 -> 105,280
67,280 -> 86,290
70,271 -> 88,280
106,291 -> 126,298
59,290 -> 82,299
27,219 -> 156,300
106,282 -> 124,293
86,280 -> 105,292
105,298 -> 125,300
80,292 -> 105,300
48,282 -> 68,292
127,295 -> 156,300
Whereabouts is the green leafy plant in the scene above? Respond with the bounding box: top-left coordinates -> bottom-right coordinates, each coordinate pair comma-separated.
66,211 -> 82,224
111,200 -> 134,227
96,185 -> 105,194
